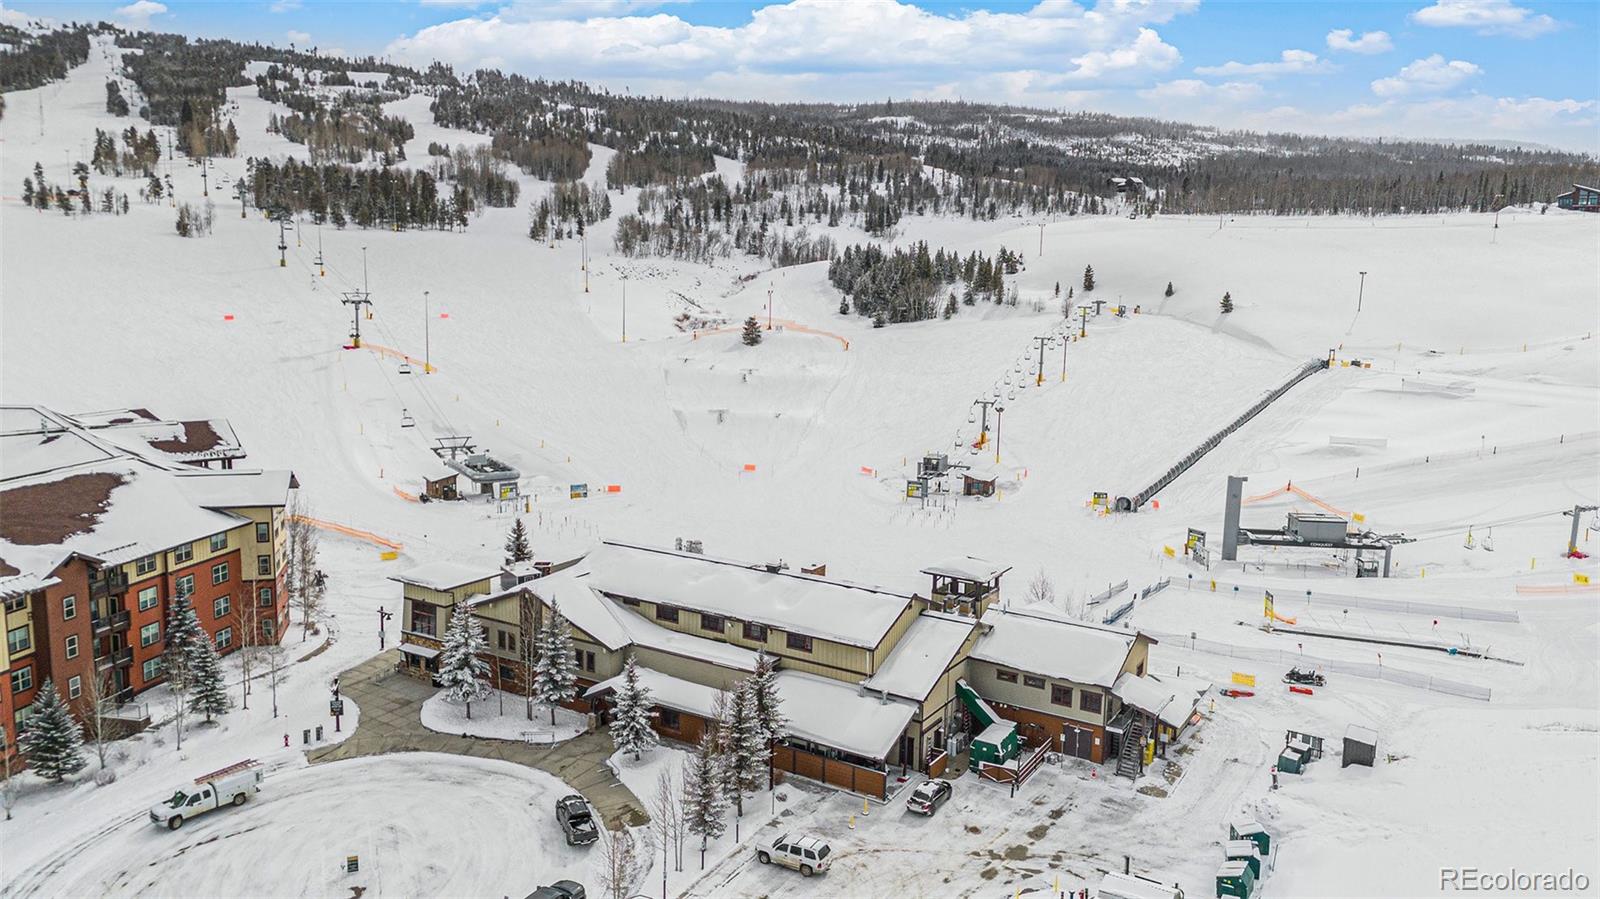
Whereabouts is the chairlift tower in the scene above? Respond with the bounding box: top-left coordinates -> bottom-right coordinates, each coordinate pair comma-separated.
276,216 -> 289,268
341,289 -> 372,348
1564,504 -> 1599,556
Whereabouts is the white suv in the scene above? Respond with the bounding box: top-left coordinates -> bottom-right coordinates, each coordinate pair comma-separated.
757,833 -> 833,876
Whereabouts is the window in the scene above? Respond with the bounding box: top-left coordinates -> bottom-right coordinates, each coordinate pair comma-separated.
654,605 -> 679,624
620,597 -> 640,607
62,595 -> 77,620
1050,685 -> 1073,707
700,613 -> 725,633
175,574 -> 194,597
1079,691 -> 1103,714
571,649 -> 596,672
142,657 -> 162,682
213,595 -> 231,619
659,709 -> 680,731
995,668 -> 1018,684
1023,674 -> 1046,689
257,555 -> 271,577
258,586 -> 273,607
497,630 -> 517,653
262,619 -> 276,640
785,632 -> 813,653
6,624 -> 31,654
65,634 -> 79,660
498,663 -> 515,682
1136,661 -> 1145,677
411,604 -> 436,637
173,543 -> 193,564
68,675 -> 82,699
209,533 -> 228,553
211,562 -> 229,585
215,627 -> 232,650
138,585 -> 159,611
255,522 -> 270,543
10,666 -> 33,693
743,621 -> 768,642
136,555 -> 157,576
140,622 -> 161,647
3,595 -> 24,613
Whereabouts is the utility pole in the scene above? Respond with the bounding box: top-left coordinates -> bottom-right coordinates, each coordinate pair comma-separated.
424,290 -> 431,374
994,404 -> 1005,464
767,288 -> 774,331
377,606 -> 394,650
1357,271 -> 1368,313
1564,505 -> 1597,556
1032,335 -> 1051,386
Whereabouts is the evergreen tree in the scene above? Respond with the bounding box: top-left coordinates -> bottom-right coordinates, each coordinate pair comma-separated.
1164,281 -> 1175,298
683,732 -> 728,859
872,311 -> 886,328
1082,265 -> 1095,292
1054,281 -> 1060,297
741,315 -> 763,346
1068,286 -> 1074,299
22,177 -> 33,206
187,632 -> 232,723
721,681 -> 766,817
1220,291 -> 1234,313
19,679 -> 86,783
163,594 -> 205,687
943,292 -> 957,319
505,518 -> 532,565
608,656 -> 660,760
837,298 -> 848,315
747,653 -> 787,745
533,601 -> 578,724
437,602 -> 491,718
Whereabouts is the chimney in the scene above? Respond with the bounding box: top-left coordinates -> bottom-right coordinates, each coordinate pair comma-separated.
800,562 -> 826,576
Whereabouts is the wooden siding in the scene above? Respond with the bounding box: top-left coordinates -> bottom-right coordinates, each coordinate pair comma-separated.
772,744 -> 887,799
965,659 -> 1109,727
607,596 -> 878,681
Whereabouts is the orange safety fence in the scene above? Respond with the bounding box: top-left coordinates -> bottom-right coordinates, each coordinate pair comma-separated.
290,514 -> 404,551
1243,483 -> 1351,518
392,486 -> 420,503
1516,583 -> 1600,596
693,318 -> 850,351
364,341 -> 437,373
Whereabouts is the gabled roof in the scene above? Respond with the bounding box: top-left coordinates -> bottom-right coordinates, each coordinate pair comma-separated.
390,561 -> 498,592
777,670 -> 917,760
921,556 -> 1011,582
862,612 -> 975,702
585,541 -> 916,649
972,606 -> 1149,688
584,665 -> 726,719
174,469 -> 297,509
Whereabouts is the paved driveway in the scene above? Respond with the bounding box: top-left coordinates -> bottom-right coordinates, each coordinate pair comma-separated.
308,650 -> 648,828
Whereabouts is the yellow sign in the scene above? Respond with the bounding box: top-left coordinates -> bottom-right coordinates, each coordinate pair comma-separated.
1352,512 -> 1366,523
1577,573 -> 1592,585
1231,672 -> 1256,687
1163,545 -> 1176,558
1264,590 -> 1275,619
379,550 -> 398,561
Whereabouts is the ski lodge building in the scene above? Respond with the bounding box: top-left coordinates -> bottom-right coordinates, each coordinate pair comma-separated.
1555,183 -> 1599,212
394,540 -> 1206,798
0,405 -> 296,758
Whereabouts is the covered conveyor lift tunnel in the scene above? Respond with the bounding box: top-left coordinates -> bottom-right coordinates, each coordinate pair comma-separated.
956,678 -> 1020,765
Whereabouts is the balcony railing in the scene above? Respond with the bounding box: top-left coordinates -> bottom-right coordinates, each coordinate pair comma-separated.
95,654 -> 114,671
111,609 -> 130,631
113,646 -> 134,666
93,616 -> 112,635
90,569 -> 130,599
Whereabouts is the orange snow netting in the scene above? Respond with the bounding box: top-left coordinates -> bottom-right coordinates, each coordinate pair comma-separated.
290,514 -> 403,551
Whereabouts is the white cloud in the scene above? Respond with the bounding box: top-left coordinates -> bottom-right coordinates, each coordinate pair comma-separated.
1325,28 -> 1393,54
1138,78 -> 1263,103
115,0 -> 167,29
0,1 -> 47,27
383,0 -> 1197,101
1194,48 -> 1333,77
287,29 -> 311,45
1410,0 -> 1559,38
269,0 -> 301,12
1371,54 -> 1481,96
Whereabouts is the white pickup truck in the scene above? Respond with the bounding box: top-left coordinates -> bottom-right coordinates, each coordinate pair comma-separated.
150,760 -> 263,830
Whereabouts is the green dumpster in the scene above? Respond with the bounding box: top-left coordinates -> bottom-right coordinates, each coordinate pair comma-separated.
1276,746 -> 1306,775
1229,820 -> 1271,857
1216,859 -> 1255,898
971,720 -> 1020,765
1224,840 -> 1262,878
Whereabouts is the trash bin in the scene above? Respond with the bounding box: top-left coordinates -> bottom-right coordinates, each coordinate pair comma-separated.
1276,747 -> 1305,775
1224,840 -> 1262,878
1229,820 -> 1271,857
1216,859 -> 1255,898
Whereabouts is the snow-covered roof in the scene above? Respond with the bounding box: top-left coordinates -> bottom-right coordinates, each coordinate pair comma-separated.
971,607 -> 1142,688
390,561 -> 498,592
777,670 -> 916,760
91,418 -> 244,464
0,460 -> 248,577
399,641 -> 440,660
862,612 -> 975,701
174,469 -> 296,509
1098,871 -> 1181,899
975,720 -> 1015,747
585,541 -> 915,649
1345,724 -> 1378,745
921,556 -> 1011,583
584,665 -> 725,719
1112,672 -> 1198,729
526,574 -> 633,652
0,425 -> 120,482
607,597 -> 761,672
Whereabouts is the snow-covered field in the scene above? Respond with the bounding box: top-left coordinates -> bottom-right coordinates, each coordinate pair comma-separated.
2,38 -> 1597,898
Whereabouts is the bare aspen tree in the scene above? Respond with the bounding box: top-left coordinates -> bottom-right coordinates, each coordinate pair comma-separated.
77,666 -> 116,772
285,496 -> 324,642
518,589 -> 541,720
598,826 -> 645,899
1026,567 -> 1056,608
235,593 -> 262,709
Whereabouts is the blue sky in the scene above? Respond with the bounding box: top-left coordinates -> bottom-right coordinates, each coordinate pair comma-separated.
5,0 -> 1596,149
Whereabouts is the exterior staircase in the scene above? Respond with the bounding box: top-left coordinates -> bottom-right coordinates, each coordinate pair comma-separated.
1116,716 -> 1147,779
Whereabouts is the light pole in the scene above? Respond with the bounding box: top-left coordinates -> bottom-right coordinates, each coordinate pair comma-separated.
1357,271 -> 1367,313
1037,222 -> 1044,257
1033,335 -> 1050,386
1060,338 -> 1068,382
767,288 -> 774,331
994,404 -> 1005,464
621,275 -> 628,343
423,291 -> 431,374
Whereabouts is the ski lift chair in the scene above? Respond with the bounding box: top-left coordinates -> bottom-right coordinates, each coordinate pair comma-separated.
400,409 -> 416,428
398,360 -> 413,375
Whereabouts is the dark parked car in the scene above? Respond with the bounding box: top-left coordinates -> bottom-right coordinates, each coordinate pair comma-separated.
906,779 -> 953,815
556,794 -> 599,846
525,881 -> 586,899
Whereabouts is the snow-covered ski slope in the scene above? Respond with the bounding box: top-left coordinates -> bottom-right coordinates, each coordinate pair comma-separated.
3,39 -> 1598,898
